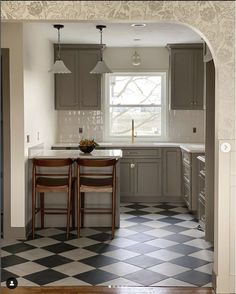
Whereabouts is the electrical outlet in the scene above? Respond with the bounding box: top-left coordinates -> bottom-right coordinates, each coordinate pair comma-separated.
193,127 -> 197,133
26,135 -> 30,143
79,127 -> 83,134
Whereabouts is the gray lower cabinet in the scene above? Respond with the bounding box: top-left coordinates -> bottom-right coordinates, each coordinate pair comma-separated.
55,45 -> 101,110
120,159 -> 134,197
168,44 -> 204,110
162,148 -> 182,197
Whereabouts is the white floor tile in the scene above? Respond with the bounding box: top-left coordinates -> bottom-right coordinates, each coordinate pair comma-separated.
149,262 -> 189,276
146,249 -> 183,261
145,238 -> 178,248
1,239 -> 21,247
169,207 -> 189,213
183,238 -> 213,249
65,237 -> 99,248
120,207 -> 134,213
189,250 -> 214,262
98,277 -> 142,286
5,261 -> 47,276
79,228 -> 101,237
25,237 -> 59,248
114,228 -> 137,237
151,277 -> 197,287
45,277 -> 90,286
195,263 -> 213,274
100,261 -> 140,276
17,277 -> 39,286
176,221 -> 199,229
105,237 -> 138,248
180,229 -> 205,238
120,220 -> 137,228
102,249 -> 140,261
1,250 -> 11,257
120,214 -> 136,220
59,248 -> 97,260
173,213 -> 195,221
53,261 -> 94,276
141,214 -> 166,220
139,207 -> 165,213
16,248 -> 53,261
36,228 -> 65,237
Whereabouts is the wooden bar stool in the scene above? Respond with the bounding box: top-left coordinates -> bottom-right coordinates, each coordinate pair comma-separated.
76,158 -> 118,239
32,158 -> 75,239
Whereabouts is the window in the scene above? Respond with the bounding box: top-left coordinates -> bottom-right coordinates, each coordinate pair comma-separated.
104,73 -> 167,140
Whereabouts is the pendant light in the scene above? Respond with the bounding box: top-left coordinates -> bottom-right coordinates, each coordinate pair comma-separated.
49,24 -> 71,74
132,51 -> 141,66
90,25 -> 112,74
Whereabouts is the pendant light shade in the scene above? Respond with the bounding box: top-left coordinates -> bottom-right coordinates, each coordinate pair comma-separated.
90,25 -> 112,74
49,24 -> 71,74
132,51 -> 141,66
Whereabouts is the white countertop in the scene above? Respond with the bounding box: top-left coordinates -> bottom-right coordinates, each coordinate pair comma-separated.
52,142 -> 205,153
29,149 -> 123,159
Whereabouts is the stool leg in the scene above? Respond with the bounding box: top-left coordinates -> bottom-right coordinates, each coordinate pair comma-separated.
66,190 -> 71,239
40,193 -> 44,229
112,189 -> 116,239
32,188 -> 36,239
77,190 -> 81,237
71,183 -> 75,229
81,192 -> 85,228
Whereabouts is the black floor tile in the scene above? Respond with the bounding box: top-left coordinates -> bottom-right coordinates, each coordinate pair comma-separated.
25,269 -> 67,286
43,243 -> 77,254
2,243 -> 36,254
125,243 -> 158,254
84,243 -> 119,254
128,217 -> 151,223
173,270 -> 212,287
154,204 -> 177,210
163,233 -> 194,243
126,204 -> 148,209
1,255 -> 28,268
34,255 -> 72,268
89,233 -> 112,242
125,255 -> 163,268
125,269 -> 167,286
1,269 -> 18,282
80,255 -> 118,267
167,244 -> 201,255
163,225 -> 189,233
160,217 -> 184,224
171,256 -> 209,269
74,269 -> 117,285
158,211 -> 181,217
125,210 -> 150,216
50,233 -> 77,242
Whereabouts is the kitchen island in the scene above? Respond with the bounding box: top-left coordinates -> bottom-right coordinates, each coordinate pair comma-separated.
28,148 -> 122,228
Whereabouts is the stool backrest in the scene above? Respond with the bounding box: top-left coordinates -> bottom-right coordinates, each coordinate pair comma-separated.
32,158 -> 74,185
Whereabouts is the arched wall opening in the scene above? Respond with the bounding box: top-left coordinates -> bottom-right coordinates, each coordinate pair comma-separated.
1,1 -> 235,293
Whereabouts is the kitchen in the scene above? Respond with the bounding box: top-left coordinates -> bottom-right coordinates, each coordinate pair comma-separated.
0,2 -> 233,290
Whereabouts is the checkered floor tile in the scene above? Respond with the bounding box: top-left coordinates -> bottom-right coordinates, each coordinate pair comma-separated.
1,203 -> 213,287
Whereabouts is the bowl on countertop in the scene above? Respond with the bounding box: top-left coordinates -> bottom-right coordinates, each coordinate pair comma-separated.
79,144 -> 95,153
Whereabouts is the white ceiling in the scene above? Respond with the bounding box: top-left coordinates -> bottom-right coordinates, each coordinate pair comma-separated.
37,22 -> 202,47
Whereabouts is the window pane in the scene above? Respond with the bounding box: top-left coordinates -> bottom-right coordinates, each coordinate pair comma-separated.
110,75 -> 162,105
109,107 -> 162,137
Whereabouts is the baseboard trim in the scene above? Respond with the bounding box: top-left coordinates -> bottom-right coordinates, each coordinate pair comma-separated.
121,196 -> 184,203
212,270 -> 216,292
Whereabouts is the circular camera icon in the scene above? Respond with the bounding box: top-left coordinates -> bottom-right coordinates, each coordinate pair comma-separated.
6,277 -> 18,289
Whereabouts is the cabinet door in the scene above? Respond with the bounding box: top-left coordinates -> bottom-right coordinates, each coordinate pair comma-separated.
171,49 -> 195,109
163,148 -> 182,197
78,50 -> 101,110
194,49 -> 204,109
55,49 -> 79,110
120,159 -> 134,197
134,159 -> 162,197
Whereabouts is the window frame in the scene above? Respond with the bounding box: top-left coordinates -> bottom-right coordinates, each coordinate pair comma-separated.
103,72 -> 168,142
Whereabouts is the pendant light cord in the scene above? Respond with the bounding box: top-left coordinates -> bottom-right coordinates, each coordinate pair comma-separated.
100,27 -> 103,61
57,27 -> 61,60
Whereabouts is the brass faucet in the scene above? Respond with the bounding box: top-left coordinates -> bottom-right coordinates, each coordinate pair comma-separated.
131,119 -> 135,143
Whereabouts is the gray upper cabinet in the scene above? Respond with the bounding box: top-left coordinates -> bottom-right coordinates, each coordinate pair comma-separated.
168,44 -> 204,110
54,45 -> 101,110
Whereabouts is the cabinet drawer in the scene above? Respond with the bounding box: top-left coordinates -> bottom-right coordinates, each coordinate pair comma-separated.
123,149 -> 161,158
182,150 -> 191,165
183,162 -> 191,181
183,182 -> 191,208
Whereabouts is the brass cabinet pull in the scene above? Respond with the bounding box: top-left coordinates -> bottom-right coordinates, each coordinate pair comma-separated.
130,163 -> 135,169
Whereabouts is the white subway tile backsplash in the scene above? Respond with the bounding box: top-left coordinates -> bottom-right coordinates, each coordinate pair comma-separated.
57,109 -> 205,143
